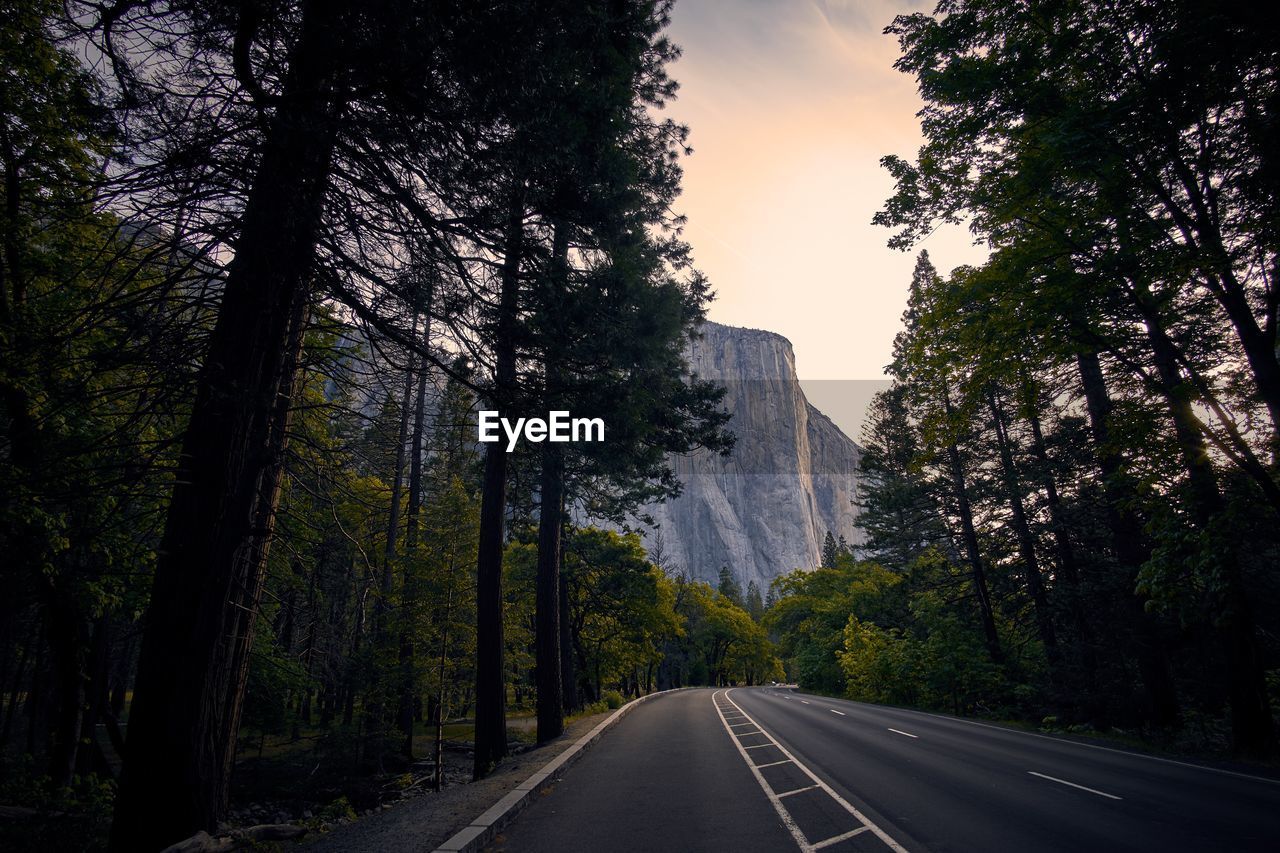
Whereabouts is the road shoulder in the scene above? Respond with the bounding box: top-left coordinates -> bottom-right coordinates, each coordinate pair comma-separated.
300,705 -> 626,853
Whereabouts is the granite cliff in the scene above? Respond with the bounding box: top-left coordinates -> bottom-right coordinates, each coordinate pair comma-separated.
637,322 -> 862,590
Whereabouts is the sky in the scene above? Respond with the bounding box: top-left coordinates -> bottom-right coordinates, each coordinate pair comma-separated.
663,0 -> 988,439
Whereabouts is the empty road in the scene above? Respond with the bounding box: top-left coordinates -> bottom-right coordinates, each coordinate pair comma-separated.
484,687 -> 1280,852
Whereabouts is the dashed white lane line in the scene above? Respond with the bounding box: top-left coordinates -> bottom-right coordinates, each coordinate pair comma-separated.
830,709 -> 846,716
1028,771 -> 1122,800
714,690 -> 909,853
888,728 -> 918,739
903,706 -> 1280,786
801,700 -> 811,705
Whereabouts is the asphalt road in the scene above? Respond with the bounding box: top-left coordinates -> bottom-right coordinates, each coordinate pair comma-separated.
485,687 -> 1280,852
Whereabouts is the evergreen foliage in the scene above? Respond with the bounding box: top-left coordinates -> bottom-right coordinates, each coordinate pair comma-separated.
767,0 -> 1280,758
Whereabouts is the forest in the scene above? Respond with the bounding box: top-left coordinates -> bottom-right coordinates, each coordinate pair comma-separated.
4,0 -> 1279,850
0,0 -> 787,849
766,0 -> 1280,767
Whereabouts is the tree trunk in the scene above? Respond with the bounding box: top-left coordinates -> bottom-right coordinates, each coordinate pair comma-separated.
1,621 -> 35,747
1135,293 -> 1274,754
535,442 -> 565,742
370,331 -> 417,768
986,389 -> 1059,666
224,285 -> 310,768
433,571 -> 455,792
1075,348 -> 1180,728
110,2 -> 345,846
75,615 -> 113,779
473,194 -> 524,779
535,222 -> 569,744
41,587 -> 87,787
559,564 -> 577,712
1214,277 -> 1280,458
24,638 -> 43,758
399,314 -> 431,759
941,389 -> 1001,662
1023,393 -> 1083,608
1022,386 -> 1101,721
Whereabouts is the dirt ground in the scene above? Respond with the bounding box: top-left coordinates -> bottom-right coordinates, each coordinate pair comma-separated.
301,711 -> 610,853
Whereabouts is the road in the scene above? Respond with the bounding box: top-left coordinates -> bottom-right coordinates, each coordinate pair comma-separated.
484,687 -> 1280,852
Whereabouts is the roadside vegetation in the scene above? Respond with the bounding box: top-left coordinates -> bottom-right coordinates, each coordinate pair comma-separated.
0,0 -> 759,849
769,0 -> 1280,761
4,0 -> 1277,849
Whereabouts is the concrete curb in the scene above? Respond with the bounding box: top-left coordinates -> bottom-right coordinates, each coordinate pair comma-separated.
432,687 -> 694,852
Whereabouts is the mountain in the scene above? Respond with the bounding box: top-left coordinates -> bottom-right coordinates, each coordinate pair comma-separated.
636,321 -> 863,590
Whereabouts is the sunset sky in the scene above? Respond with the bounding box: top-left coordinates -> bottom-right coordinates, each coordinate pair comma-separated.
665,0 -> 988,437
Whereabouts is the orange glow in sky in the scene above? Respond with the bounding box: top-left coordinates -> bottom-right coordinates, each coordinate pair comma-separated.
666,0 -> 988,434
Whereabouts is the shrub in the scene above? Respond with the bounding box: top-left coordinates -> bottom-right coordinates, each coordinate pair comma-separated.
320,796 -> 357,822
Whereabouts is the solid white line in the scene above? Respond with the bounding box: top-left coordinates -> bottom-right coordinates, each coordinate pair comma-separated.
730,722 -> 758,729
830,709 -> 846,716
777,784 -> 820,799
877,704 -> 1280,787
713,690 -> 812,852
724,690 -> 909,853
1028,771 -> 1123,800
888,728 -> 918,739
813,827 -> 870,849
743,743 -> 774,750
432,686 -> 697,853
755,759 -> 793,769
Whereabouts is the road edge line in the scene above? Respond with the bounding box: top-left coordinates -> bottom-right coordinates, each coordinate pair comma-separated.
725,689 -> 911,853
432,687 -> 694,853
876,702 -> 1280,786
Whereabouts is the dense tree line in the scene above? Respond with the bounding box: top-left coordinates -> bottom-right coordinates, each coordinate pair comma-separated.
0,1 -> 768,849
768,0 -> 1279,757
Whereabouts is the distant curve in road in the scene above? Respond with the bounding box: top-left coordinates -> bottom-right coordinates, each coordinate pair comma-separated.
485,687 -> 1280,852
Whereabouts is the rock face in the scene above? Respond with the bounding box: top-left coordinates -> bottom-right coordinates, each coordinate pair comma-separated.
637,322 -> 862,590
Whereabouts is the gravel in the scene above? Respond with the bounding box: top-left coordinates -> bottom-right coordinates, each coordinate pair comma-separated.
302,713 -> 610,853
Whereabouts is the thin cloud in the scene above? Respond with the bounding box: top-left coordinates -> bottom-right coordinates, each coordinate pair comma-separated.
665,0 -> 987,430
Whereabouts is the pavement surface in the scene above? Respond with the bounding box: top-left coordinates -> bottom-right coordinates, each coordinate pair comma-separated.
485,686 -> 1280,852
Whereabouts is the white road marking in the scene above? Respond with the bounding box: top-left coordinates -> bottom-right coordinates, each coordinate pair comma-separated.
830,709 -> 846,716
756,759 -> 793,769
714,694 -> 809,850
888,729 -> 918,739
898,707 -> 1280,786
813,827 -> 871,849
801,700 -> 811,705
1028,771 -> 1123,800
777,784 -> 820,799
730,722 -> 758,729
713,690 -> 909,853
